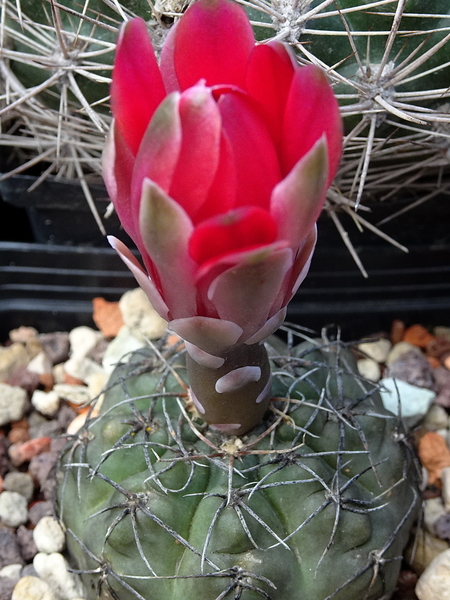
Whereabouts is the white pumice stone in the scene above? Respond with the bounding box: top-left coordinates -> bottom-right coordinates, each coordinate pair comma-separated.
33,516 -> 66,554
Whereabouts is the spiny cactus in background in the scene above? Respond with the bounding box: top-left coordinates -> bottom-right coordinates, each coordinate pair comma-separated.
1,0 -> 450,261
57,331 -> 421,600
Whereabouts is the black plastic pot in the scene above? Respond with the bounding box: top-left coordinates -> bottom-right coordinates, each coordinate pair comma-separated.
2,172 -> 450,248
1,173 -> 449,341
1,238 -> 449,343
291,241 -> 450,338
0,174 -> 124,246
0,242 -> 135,340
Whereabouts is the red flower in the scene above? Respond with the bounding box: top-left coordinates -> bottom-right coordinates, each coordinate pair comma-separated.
103,0 -> 342,360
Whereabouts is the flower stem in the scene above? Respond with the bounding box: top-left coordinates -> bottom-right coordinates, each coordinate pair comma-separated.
186,343 -> 271,436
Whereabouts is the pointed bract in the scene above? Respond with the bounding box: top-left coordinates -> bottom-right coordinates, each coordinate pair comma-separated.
139,179 -> 196,319
131,93 -> 182,205
103,124 -> 136,242
271,137 -> 328,251
169,316 -> 243,356
207,245 -> 293,342
107,236 -> 169,320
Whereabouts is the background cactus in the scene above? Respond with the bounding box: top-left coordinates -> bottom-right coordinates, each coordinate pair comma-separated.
57,330 -> 420,600
1,0 -> 449,259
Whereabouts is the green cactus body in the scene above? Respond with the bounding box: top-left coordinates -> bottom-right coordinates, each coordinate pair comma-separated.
57,334 -> 420,600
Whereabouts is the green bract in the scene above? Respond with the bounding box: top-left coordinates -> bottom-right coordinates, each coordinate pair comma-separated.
57,333 -> 420,600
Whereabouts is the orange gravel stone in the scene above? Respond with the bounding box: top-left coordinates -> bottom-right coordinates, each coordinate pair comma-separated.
403,324 -> 435,349
8,436 -> 52,466
92,297 -> 124,338
418,431 -> 450,486
166,334 -> 184,348
63,372 -> 84,386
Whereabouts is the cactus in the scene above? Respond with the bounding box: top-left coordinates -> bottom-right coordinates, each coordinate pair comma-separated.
56,331 -> 420,600
1,0 -> 450,257
53,11 -> 420,594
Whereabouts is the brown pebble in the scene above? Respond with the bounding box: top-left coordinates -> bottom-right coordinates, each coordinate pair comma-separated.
7,367 -> 40,394
39,372 -> 54,392
418,431 -> 450,486
444,354 -> 450,370
403,324 -> 435,348
435,362 -> 450,406
11,417 -> 29,430
391,320 -> 405,346
427,336 -> 450,361
16,524 -> 38,561
39,332 -> 70,365
8,437 -> 52,466
434,513 -> 450,540
8,427 -> 30,444
8,419 -> 30,444
427,356 -> 441,369
0,435 -> 10,478
395,569 -> 418,593
92,297 -> 124,338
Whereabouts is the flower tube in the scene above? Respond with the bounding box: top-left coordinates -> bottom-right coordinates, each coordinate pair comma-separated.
103,0 -> 342,434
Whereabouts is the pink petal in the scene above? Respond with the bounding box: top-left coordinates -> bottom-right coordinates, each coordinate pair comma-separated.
107,236 -> 169,320
139,179 -> 197,319
131,92 -> 182,229
282,65 -> 342,186
169,316 -> 244,356
207,245 -> 293,342
168,85 -> 222,221
271,136 -> 328,250
188,206 -> 277,266
195,131 -> 237,222
218,91 -> 281,210
169,0 -> 255,90
159,22 -> 180,92
111,18 -> 166,156
103,123 -> 137,242
245,42 -> 295,147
